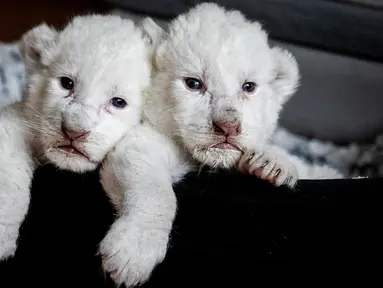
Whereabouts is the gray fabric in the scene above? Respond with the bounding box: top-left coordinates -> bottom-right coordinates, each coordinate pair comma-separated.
271,127 -> 383,178
338,0 -> 383,8
278,42 -> 383,144
0,42 -> 24,108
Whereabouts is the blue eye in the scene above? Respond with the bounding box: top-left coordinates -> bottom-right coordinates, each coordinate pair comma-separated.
185,77 -> 203,90
242,82 -> 256,93
110,97 -> 127,108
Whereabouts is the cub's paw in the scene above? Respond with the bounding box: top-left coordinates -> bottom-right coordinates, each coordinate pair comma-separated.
0,225 -> 19,261
238,150 -> 298,188
99,219 -> 169,287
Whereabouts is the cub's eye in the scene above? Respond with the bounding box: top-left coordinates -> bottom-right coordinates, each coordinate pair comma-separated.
185,77 -> 203,90
110,97 -> 127,108
242,81 -> 256,93
60,77 -> 74,90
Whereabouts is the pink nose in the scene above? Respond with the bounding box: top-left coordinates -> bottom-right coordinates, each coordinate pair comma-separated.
213,121 -> 241,136
63,128 -> 89,140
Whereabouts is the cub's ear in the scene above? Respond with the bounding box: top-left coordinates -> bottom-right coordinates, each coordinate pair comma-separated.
139,17 -> 169,71
270,47 -> 300,102
19,23 -> 57,72
139,17 -> 166,48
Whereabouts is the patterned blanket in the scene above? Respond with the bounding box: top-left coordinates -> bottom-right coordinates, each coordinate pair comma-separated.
1,42 -> 382,178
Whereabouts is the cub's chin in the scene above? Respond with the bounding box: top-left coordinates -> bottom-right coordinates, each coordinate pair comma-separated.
192,146 -> 242,170
45,147 -> 98,173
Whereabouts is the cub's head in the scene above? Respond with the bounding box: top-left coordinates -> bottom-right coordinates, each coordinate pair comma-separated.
152,3 -> 300,169
20,15 -> 151,172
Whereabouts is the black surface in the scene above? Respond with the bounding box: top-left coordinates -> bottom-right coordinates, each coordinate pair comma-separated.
0,164 -> 382,286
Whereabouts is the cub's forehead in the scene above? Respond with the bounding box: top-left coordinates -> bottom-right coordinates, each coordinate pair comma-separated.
49,15 -> 149,84
165,4 -> 274,78
55,15 -> 147,65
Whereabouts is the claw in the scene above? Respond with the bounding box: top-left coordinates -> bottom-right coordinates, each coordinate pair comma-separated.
255,153 -> 264,161
262,160 -> 269,168
249,152 -> 263,163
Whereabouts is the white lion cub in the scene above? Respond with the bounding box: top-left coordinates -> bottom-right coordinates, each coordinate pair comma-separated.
99,3 -> 343,287
0,15 -> 152,260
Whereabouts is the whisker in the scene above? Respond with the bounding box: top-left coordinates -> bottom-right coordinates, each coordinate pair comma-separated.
25,103 -> 44,119
18,121 -> 57,137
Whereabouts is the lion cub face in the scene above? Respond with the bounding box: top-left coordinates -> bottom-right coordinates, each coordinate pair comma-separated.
152,3 -> 300,169
21,15 -> 151,172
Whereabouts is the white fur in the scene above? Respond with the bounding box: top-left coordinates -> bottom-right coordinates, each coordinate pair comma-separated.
99,3 -> 344,287
0,103 -> 34,259
0,15 -> 152,260
100,124 -> 190,287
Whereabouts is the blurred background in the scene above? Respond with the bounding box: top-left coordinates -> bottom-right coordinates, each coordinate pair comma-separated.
1,0 -> 383,176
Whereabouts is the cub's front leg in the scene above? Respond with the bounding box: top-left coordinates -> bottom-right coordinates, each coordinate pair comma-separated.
0,104 -> 35,260
99,125 -> 187,287
238,144 -> 299,188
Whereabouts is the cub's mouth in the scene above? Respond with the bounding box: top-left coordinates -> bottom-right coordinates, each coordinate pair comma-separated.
211,137 -> 243,152
212,142 -> 242,151
57,145 -> 90,160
